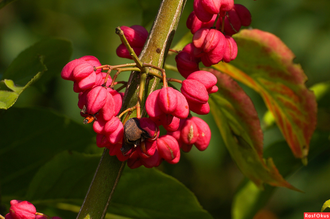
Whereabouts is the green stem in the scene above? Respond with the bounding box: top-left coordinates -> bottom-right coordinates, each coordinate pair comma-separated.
76,0 -> 187,218
76,149 -> 125,219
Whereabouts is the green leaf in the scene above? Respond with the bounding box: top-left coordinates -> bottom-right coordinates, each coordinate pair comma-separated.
24,151 -> 212,219
209,70 -> 298,191
232,130 -> 330,219
110,167 -> 213,219
0,75 -> 42,109
26,151 -> 100,201
0,107 -> 95,197
137,0 -> 162,27
0,38 -> 72,109
321,199 -> 330,212
213,29 -> 317,162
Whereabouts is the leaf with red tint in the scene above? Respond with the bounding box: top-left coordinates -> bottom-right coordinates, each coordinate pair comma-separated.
209,70 -> 299,191
213,29 -> 317,163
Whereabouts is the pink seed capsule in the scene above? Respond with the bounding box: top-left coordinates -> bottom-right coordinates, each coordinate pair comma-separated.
77,71 -> 96,91
186,11 -> 216,34
93,116 -> 107,134
61,59 -> 86,81
201,0 -> 221,14
208,85 -> 219,94
156,135 -> 180,164
127,152 -> 143,169
191,117 -> 211,151
180,118 -> 199,145
201,37 -> 227,66
96,134 -> 110,148
141,149 -> 162,168
175,48 -> 200,78
9,200 -> 36,219
104,116 -> 121,134
203,29 -> 224,53
223,35 -> 238,63
99,92 -> 115,121
158,87 -> 178,114
108,88 -> 122,116
145,89 -> 163,118
85,86 -> 107,115
116,44 -> 143,59
95,72 -> 112,87
78,91 -> 87,109
187,70 -> 217,90
223,9 -> 242,36
107,122 -> 124,145
219,0 -> 235,12
160,115 -> 180,132
72,62 -> 95,80
181,79 -> 209,104
193,0 -> 213,22
79,55 -> 102,68
187,99 -> 210,115
172,89 -> 189,119
139,117 -> 159,141
193,28 -> 209,49
138,140 -> 157,158
121,25 -> 148,47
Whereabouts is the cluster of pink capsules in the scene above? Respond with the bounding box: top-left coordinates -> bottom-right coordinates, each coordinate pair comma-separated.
61,0 -> 251,168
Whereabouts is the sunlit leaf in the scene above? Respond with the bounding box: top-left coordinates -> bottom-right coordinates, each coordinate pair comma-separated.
213,29 -> 317,162
321,199 -> 330,212
0,38 -> 72,109
209,70 -> 299,191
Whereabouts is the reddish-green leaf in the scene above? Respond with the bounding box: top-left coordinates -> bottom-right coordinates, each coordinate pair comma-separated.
209,70 -> 299,191
213,29 -> 317,163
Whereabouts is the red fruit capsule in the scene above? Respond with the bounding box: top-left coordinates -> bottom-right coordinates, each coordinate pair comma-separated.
158,87 -> 178,114
180,118 -> 199,145
156,135 -> 180,164
85,86 -> 108,115
187,70 -> 217,90
191,117 -> 211,151
145,89 -> 163,118
181,79 -> 209,104
193,0 -> 213,22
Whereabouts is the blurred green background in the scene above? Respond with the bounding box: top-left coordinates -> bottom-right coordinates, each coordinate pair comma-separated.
1,0 -> 330,218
